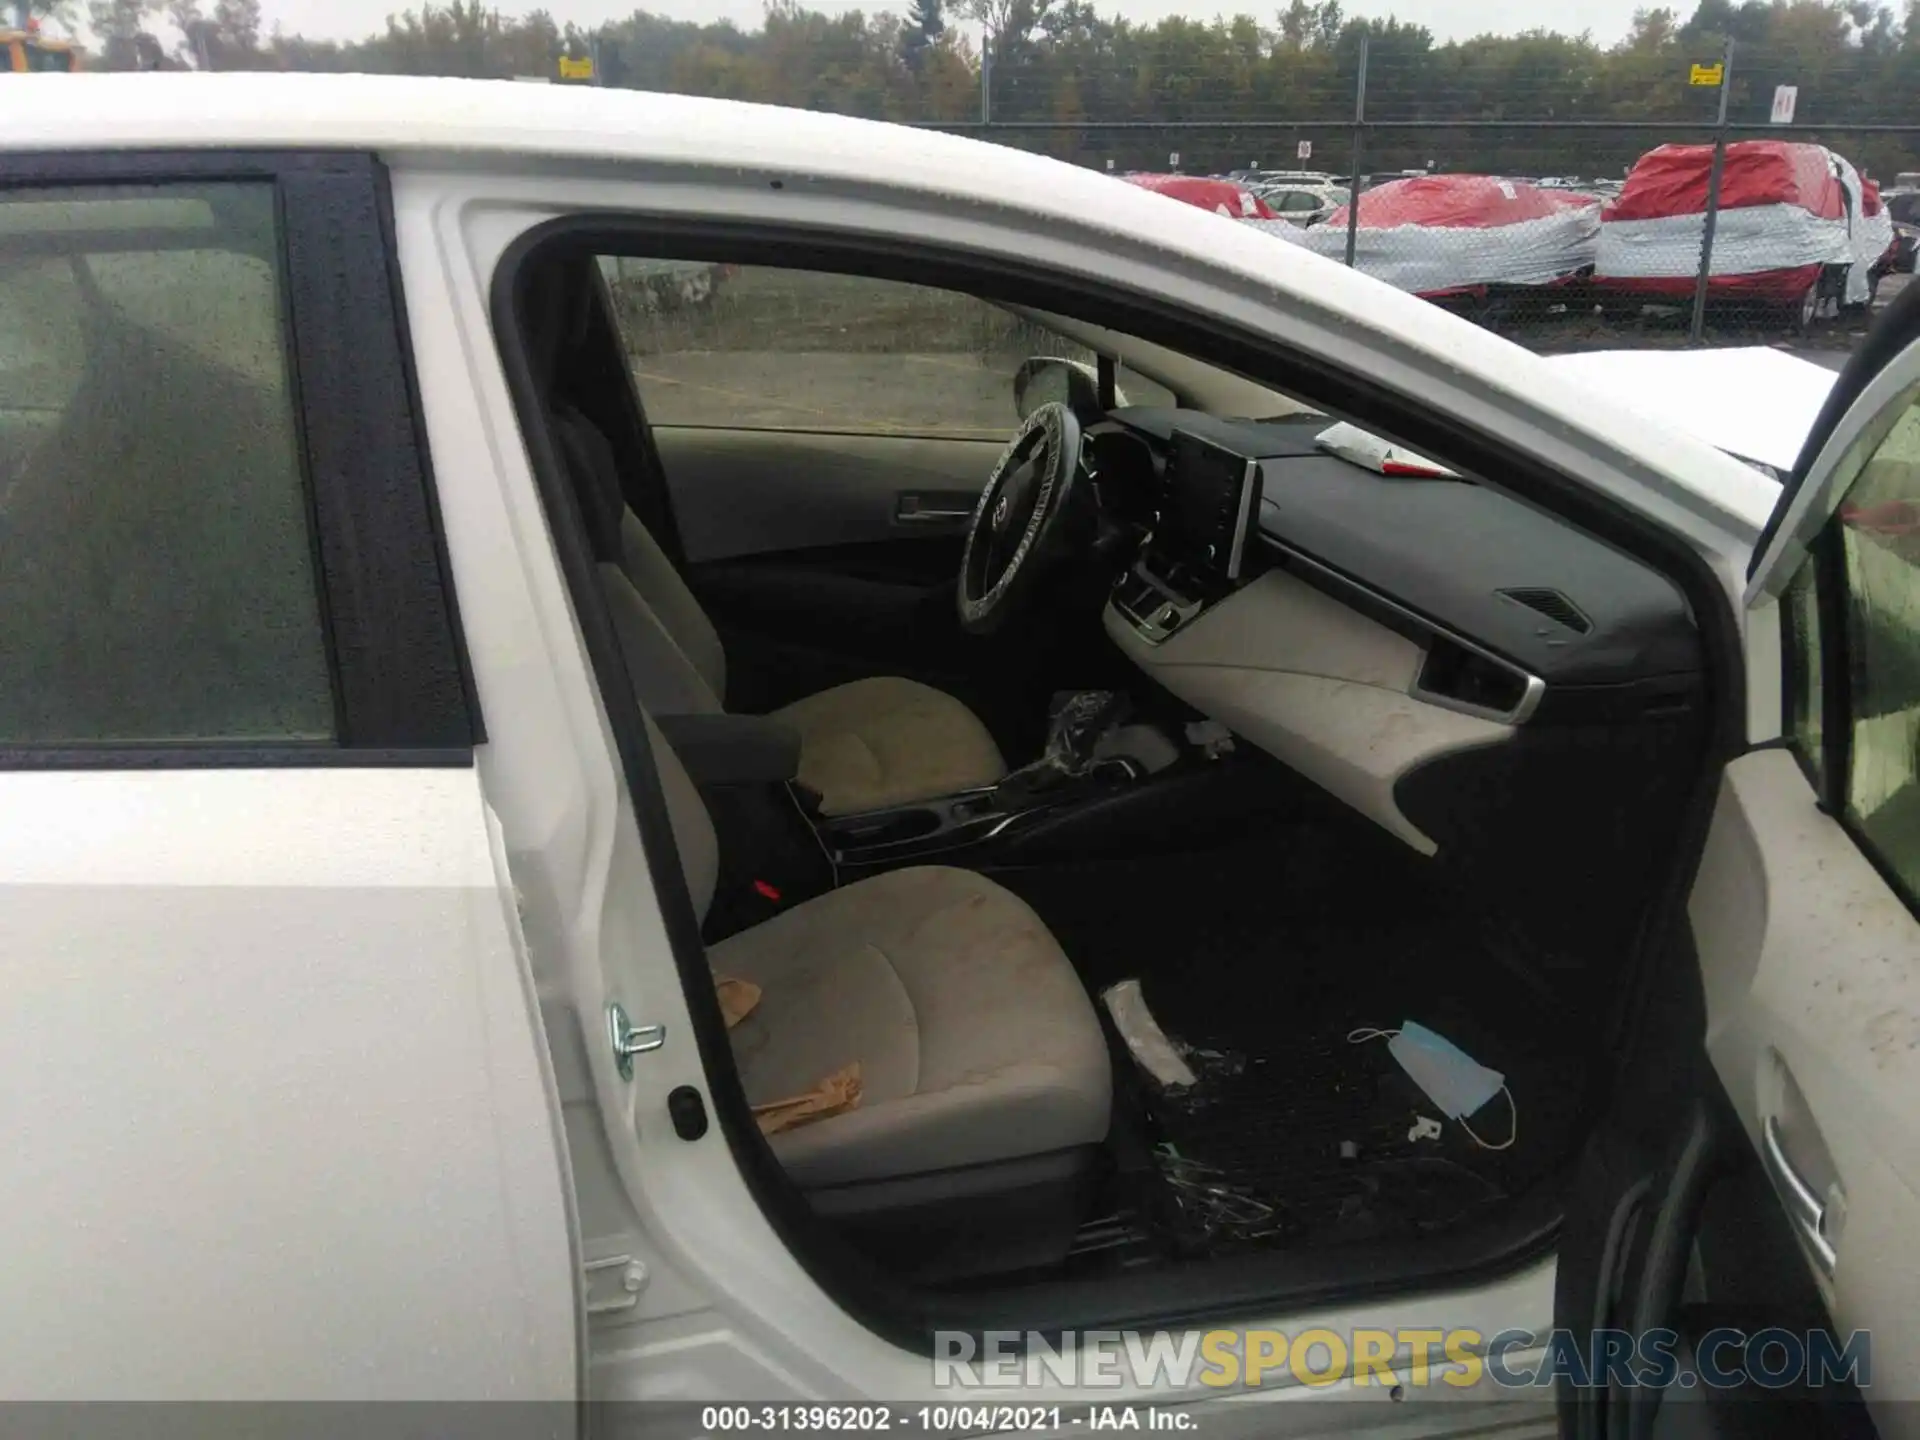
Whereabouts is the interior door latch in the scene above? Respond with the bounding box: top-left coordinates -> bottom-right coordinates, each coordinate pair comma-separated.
607,1001 -> 666,1080
1761,1115 -> 1839,1276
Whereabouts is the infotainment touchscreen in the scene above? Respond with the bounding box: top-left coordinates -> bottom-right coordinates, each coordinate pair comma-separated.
1158,428 -> 1263,583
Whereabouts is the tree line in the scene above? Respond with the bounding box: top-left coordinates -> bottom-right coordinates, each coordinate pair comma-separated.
27,0 -> 1920,180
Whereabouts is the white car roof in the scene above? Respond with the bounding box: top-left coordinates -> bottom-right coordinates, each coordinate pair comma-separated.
7,73 -> 1782,544
1543,347 -> 1836,475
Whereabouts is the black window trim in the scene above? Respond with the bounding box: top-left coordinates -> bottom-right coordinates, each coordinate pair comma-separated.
1781,523 -> 1847,809
1777,460 -> 1920,919
1807,511 -> 1920,919
0,148 -> 480,768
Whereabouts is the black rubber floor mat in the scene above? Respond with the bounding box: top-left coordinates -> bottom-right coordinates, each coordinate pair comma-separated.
1130,960 -> 1594,1253
1001,824 -> 1601,1257
1144,1029 -> 1500,1250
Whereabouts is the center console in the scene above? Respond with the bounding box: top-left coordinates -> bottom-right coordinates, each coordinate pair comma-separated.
818,690 -> 1154,871
1109,427 -> 1263,648
814,688 -> 1277,877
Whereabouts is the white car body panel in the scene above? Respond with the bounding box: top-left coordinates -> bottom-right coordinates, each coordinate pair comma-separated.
11,74 -> 1777,592
14,72 -> 1906,1421
0,767 -> 578,1399
1689,751 -> 1920,1413
1689,331 -> 1920,1422
1543,347 -> 1837,474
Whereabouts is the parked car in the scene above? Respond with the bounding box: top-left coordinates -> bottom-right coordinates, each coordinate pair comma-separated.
1246,180 -> 1348,226
1300,173 -> 1601,306
1361,167 -> 1430,190
1119,170 -> 1277,219
5,74 -> 1915,1435
1596,139 -> 1896,330
1237,168 -> 1337,187
1882,187 -> 1920,273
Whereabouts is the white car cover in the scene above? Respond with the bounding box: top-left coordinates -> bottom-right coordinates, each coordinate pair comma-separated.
1295,176 -> 1601,296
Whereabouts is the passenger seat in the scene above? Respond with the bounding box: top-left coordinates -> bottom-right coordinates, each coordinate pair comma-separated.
642,704 -> 1113,1280
553,407 -> 1007,816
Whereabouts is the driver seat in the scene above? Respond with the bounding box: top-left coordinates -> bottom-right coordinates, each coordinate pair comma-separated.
552,408 -> 1007,815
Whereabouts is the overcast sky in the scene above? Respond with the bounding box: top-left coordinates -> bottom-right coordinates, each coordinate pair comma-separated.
254,0 -> 1652,47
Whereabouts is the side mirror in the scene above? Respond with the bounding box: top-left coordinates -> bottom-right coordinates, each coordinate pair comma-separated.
1014,356 -> 1102,422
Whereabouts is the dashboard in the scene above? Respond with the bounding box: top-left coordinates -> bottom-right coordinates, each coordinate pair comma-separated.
1086,406 -> 1707,856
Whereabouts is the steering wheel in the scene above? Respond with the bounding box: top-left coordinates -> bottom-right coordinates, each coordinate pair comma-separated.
957,402 -> 1085,634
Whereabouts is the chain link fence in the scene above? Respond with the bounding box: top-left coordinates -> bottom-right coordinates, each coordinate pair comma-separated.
920,40 -> 1920,363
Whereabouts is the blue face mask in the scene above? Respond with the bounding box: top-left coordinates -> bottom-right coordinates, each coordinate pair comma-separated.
1350,1020 -> 1517,1150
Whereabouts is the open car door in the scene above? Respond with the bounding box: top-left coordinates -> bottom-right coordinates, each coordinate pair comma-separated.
1554,299 -> 1920,1439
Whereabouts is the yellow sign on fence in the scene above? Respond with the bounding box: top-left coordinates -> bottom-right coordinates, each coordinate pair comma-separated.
558,54 -> 594,80
1690,62 -> 1724,86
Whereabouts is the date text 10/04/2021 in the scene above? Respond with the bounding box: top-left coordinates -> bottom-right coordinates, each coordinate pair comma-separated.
699,1407 -> 1191,1431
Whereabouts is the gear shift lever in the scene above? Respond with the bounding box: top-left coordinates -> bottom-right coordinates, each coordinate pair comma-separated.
995,690 -> 1131,805
1045,690 -> 1131,770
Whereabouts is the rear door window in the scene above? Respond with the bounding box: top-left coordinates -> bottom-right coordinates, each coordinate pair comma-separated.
0,182 -> 333,743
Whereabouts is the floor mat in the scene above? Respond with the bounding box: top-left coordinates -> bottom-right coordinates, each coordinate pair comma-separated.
993,823 -> 1602,1257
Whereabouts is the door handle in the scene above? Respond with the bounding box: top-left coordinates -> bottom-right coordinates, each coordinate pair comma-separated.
1761,1114 -> 1838,1276
896,493 -> 975,524
607,1001 -> 666,1081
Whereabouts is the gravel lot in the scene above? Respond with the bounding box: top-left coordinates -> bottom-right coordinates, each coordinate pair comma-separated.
617,266 -> 1060,436
614,262 -> 1910,430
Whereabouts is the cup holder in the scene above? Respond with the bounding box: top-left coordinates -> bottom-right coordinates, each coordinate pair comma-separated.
830,807 -> 944,848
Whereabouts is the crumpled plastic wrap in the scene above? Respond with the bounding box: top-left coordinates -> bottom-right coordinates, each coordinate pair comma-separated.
998,690 -> 1130,793
1102,979 -> 1197,1089
1154,1144 -> 1285,1244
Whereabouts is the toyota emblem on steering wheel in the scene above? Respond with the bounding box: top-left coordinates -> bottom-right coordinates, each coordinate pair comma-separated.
992,491 -> 1012,530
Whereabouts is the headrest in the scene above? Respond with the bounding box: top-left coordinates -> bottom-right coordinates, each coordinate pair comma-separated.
520,253 -> 599,388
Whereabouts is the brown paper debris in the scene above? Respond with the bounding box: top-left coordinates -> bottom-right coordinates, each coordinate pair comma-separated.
715,975 -> 762,1029
752,1063 -> 863,1135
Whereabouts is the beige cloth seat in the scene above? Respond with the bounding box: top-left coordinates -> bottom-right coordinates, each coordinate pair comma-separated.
773,677 -> 1009,819
714,865 -> 1113,1187
556,409 -> 1006,815
646,712 -> 1113,1192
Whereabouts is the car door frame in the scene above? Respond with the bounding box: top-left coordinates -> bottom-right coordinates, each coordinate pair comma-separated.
441,142 -> 1768,1409
1552,294 -> 1920,1440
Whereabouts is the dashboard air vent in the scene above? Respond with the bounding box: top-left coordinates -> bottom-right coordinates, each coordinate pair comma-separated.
1498,587 -> 1592,635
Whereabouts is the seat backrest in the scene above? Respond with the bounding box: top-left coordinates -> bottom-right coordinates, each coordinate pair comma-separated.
553,407 -> 728,715
640,704 -> 719,927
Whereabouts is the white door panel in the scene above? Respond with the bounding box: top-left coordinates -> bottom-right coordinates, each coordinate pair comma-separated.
0,768 -> 577,1400
1691,750 -> 1920,1414
1708,321 -> 1920,1423
654,426 -> 1002,563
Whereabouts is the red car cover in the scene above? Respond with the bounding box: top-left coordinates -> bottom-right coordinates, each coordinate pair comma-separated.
1607,140 -> 1850,223
1300,174 -> 1602,297
1121,173 -> 1277,221
1321,174 -> 1598,230
1596,140 -> 1894,304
